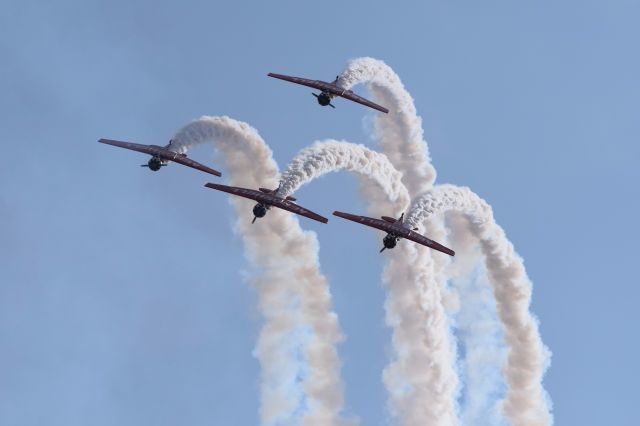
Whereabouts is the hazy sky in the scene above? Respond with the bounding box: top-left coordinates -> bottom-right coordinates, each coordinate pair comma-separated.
1,1 -> 638,425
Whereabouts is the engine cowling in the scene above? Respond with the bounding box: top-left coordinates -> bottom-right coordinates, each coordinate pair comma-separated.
383,234 -> 398,250
147,157 -> 163,171
316,93 -> 332,106
253,203 -> 267,218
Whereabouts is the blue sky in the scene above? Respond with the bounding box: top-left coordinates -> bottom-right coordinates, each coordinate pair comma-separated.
1,0 -> 638,424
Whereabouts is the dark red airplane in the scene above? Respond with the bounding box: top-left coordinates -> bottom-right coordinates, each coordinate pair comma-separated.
98,138 -> 222,177
333,211 -> 455,256
267,73 -> 389,113
205,182 -> 328,224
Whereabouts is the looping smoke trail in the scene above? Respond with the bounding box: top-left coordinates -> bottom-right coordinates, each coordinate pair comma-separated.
278,140 -> 441,426
277,139 -> 460,423
339,57 -> 436,195
171,116 -> 347,426
278,139 -> 411,216
407,185 -> 553,426
382,243 -> 460,426
340,57 -> 459,425
441,213 -> 508,426
278,136 -> 459,424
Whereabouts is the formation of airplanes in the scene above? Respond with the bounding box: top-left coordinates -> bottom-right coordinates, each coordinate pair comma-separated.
99,70 -> 454,257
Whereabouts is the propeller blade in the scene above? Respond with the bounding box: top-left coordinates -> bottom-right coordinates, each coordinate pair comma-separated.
329,103 -> 336,109
140,165 -> 149,167
252,216 -> 257,224
312,93 -> 319,98
379,246 -> 386,253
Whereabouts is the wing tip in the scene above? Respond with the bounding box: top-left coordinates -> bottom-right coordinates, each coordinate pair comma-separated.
98,138 -> 131,146
438,246 -> 455,257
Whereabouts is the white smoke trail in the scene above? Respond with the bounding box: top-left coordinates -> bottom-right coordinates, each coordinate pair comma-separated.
278,139 -> 411,216
407,185 -> 553,426
277,132 -> 458,424
278,139 -> 424,426
380,242 -> 459,426
340,57 -> 459,425
339,56 -> 436,196
171,116 -> 347,426
445,213 -> 508,426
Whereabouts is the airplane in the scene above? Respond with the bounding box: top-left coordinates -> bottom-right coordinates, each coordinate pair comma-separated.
204,182 -> 328,224
267,72 -> 390,114
98,138 -> 222,177
332,211 -> 455,256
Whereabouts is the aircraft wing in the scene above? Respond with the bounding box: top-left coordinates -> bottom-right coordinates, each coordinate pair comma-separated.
404,230 -> 455,256
98,138 -> 221,176
99,138 -> 164,157
205,183 -> 328,224
268,73 -> 333,92
267,196 -> 328,224
332,211 -> 394,233
164,151 -> 222,176
337,91 -> 390,114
